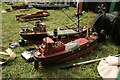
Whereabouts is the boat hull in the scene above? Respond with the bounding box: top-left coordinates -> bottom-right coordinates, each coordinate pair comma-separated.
41,42 -> 97,65
34,38 -> 97,68
16,11 -> 50,20
20,29 -> 83,44
20,33 -> 47,41
12,4 -> 28,10
33,4 -> 70,10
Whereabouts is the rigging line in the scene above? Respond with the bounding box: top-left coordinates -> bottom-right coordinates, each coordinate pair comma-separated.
52,10 -> 63,28
66,14 -> 87,27
61,9 -> 78,27
51,9 -> 69,28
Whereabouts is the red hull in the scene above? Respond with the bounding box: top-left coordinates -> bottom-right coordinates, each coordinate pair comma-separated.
41,43 -> 96,65
33,29 -> 98,69
33,37 -> 98,69
16,11 -> 50,20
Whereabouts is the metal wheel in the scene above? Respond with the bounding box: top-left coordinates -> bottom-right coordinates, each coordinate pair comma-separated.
94,2 -> 108,13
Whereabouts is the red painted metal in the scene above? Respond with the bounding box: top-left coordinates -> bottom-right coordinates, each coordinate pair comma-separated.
33,34 -> 97,68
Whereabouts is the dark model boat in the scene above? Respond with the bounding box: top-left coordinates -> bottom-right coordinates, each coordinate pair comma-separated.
33,4 -> 70,10
33,28 -> 98,68
20,21 -> 86,44
16,11 -> 50,21
20,21 -> 47,41
11,4 -> 28,10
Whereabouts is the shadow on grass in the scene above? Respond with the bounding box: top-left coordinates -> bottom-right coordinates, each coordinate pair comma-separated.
16,17 -> 49,22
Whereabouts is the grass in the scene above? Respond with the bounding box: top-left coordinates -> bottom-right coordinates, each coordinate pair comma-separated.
1,2 -> 120,79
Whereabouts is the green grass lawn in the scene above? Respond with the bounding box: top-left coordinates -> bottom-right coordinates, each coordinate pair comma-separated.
1,2 -> 120,79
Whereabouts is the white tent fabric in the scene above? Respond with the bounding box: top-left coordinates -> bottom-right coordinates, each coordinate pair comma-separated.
105,56 -> 120,66
97,56 -> 120,79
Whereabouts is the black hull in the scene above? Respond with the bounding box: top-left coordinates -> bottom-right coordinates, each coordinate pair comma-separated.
20,33 -> 81,41
20,33 -> 47,41
12,5 -> 28,10
20,29 -> 82,41
33,4 -> 69,10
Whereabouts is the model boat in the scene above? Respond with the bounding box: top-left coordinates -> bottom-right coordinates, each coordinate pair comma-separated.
33,28 -> 98,68
20,21 -> 86,45
20,21 -> 47,41
33,4 -> 70,10
16,11 -> 50,21
11,4 -> 28,10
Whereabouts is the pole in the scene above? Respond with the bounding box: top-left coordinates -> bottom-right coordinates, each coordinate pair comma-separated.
60,54 -> 120,69
86,11 -> 90,38
77,2 -> 80,32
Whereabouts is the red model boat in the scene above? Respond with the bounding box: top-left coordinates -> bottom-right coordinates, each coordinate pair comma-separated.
16,11 -> 50,21
33,29 -> 98,69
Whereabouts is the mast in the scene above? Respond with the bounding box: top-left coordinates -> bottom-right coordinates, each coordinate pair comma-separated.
77,2 -> 80,32
77,0 -> 82,32
86,11 -> 90,38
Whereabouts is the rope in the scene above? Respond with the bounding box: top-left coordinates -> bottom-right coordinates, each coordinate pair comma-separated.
61,9 -> 78,27
0,47 -> 16,65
